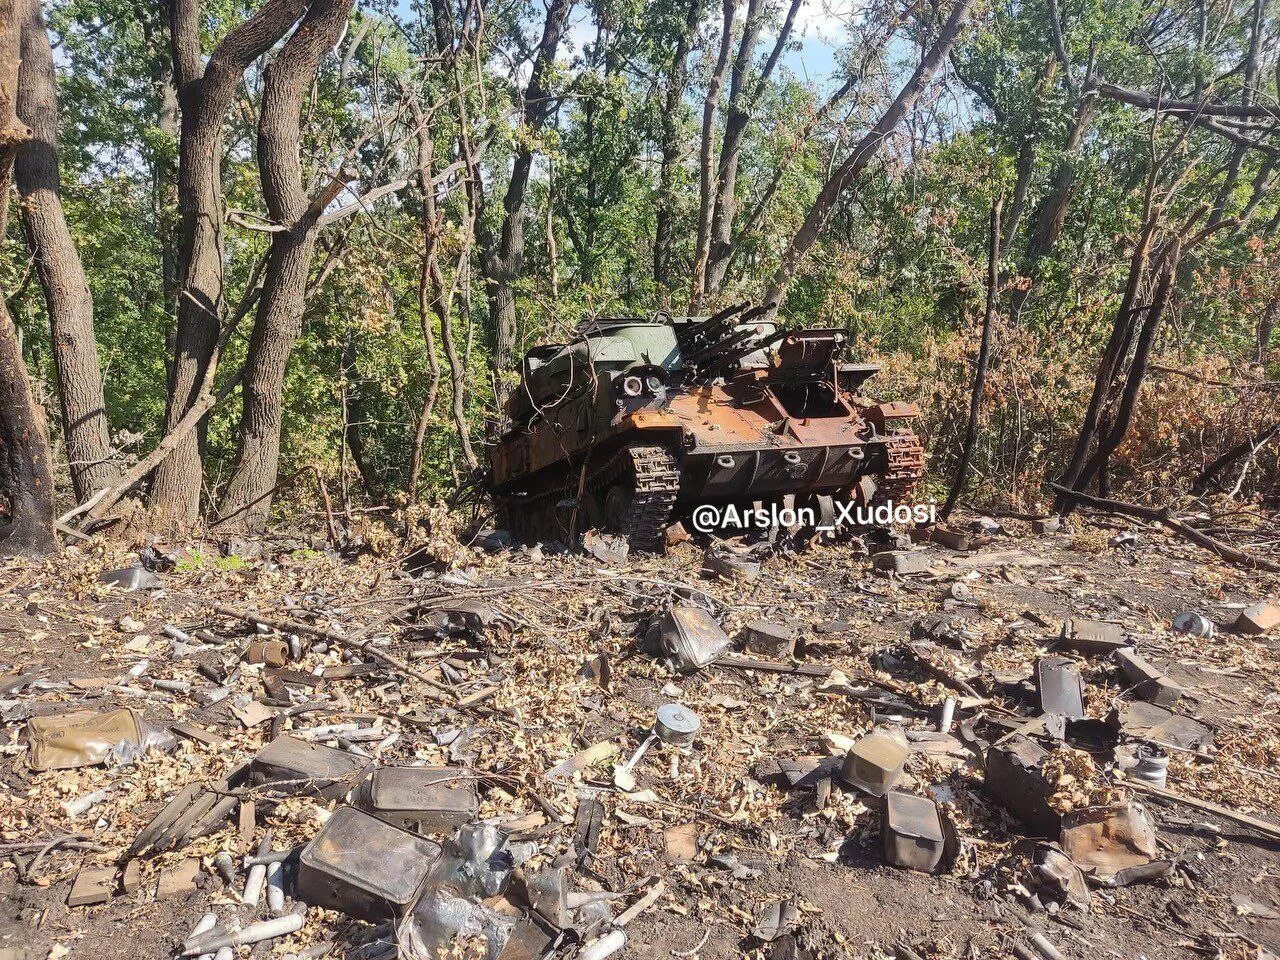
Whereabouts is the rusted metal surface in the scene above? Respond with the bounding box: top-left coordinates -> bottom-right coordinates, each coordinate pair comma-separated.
488,306 -> 927,546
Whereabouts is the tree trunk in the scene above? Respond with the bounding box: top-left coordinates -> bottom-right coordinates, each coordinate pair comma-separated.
14,0 -> 119,505
689,0 -> 735,309
478,0 -> 572,414
1073,243 -> 1180,494
704,0 -> 803,297
763,0 -> 972,311
150,0 -> 309,530
1052,220 -> 1157,510
405,90 -> 443,499
653,0 -> 701,290
940,195 -> 1002,520
217,0 -> 355,533
0,0 -> 55,556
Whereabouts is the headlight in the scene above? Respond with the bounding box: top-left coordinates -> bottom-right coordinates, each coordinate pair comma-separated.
621,375 -> 643,397
645,374 -> 663,392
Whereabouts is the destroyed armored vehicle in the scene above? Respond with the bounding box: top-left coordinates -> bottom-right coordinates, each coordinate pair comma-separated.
488,303 -> 925,548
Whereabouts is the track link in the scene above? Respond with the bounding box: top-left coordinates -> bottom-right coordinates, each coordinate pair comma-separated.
588,444 -> 680,549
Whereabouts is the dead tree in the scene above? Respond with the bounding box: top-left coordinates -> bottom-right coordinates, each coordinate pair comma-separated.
151,0 -> 312,529
0,0 -> 56,556
476,0 -> 574,414
763,0 -> 973,312
217,0 -> 357,533
15,0 -> 120,505
940,195 -> 1002,520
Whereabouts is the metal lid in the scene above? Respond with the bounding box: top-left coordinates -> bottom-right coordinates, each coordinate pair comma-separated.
654,704 -> 701,744
885,791 -> 944,843
300,806 -> 442,902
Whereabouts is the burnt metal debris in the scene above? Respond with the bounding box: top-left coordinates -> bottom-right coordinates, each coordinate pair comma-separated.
8,511 -> 1280,960
487,304 -> 926,550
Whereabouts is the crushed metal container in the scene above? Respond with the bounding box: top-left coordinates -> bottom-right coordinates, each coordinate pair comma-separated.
358,766 -> 480,833
881,791 -> 946,872
651,606 -> 732,672
27,708 -> 174,771
841,732 -> 908,797
1059,618 -> 1127,655
983,735 -> 1060,836
1035,657 -> 1085,719
249,735 -> 369,801
741,620 -> 796,658
1108,700 -> 1214,751
297,806 -> 442,921
1113,648 -> 1183,708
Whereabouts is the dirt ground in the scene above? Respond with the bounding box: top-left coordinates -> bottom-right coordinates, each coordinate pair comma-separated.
1,512 -> 1278,960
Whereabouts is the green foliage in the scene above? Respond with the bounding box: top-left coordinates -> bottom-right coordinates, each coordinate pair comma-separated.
3,0 -> 1277,518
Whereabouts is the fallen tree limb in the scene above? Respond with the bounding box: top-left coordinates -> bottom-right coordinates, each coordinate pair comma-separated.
1048,483 -> 1280,572
1128,781 -> 1280,843
211,603 -> 456,700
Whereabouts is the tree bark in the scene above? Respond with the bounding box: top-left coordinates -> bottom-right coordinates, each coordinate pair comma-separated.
1052,220 -> 1157,510
763,0 -> 972,312
150,0 -> 309,529
1073,243 -> 1180,494
217,0 -> 356,533
940,195 -> 1001,520
704,0 -> 803,297
14,0 -> 120,505
0,0 -> 55,556
406,89 -> 444,499
478,0 -> 573,414
653,0 -> 702,290
689,0 -> 735,309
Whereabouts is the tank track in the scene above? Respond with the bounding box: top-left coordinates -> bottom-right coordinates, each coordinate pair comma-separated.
496,444 -> 680,550
873,429 -> 926,504
587,444 -> 681,549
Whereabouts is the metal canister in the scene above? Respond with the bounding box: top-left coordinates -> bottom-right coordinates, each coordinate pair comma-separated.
1172,612 -> 1215,638
1131,746 -> 1170,788
654,704 -> 700,746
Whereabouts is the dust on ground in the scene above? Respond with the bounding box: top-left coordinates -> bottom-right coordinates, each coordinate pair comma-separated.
1,513 -> 1278,960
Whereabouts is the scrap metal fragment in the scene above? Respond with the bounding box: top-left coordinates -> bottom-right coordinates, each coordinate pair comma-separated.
881,791 -> 948,872
1060,802 -> 1161,881
1035,657 -> 1085,720
1235,601 -> 1280,635
650,606 -> 732,672
1058,619 -> 1128,655
1113,647 -> 1184,707
983,736 -> 1060,837
1108,700 -> 1214,752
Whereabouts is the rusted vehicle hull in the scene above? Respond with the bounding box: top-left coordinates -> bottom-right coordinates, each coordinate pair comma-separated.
488,314 -> 926,547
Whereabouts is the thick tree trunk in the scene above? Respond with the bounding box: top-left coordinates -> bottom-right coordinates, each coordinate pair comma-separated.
0,300 -> 56,556
14,0 -> 119,505
150,0 -> 309,529
217,0 -> 355,533
764,0 -> 972,311
0,0 -> 55,556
